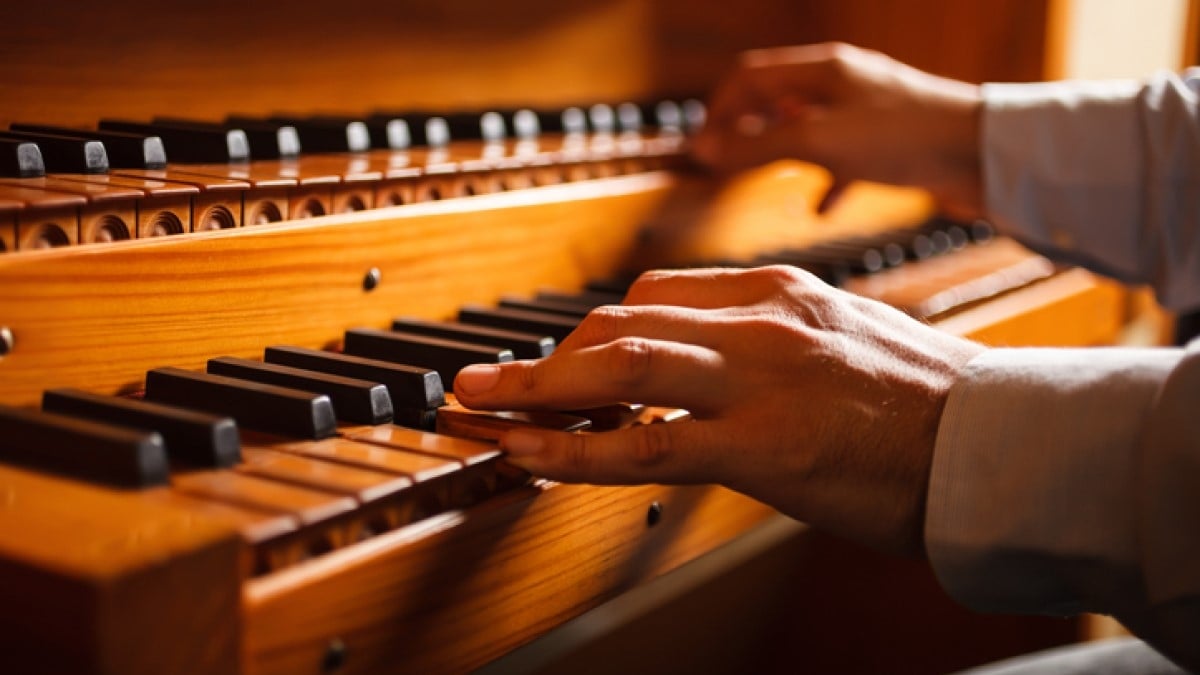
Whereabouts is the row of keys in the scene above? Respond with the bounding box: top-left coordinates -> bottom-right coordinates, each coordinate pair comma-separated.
0,102 -> 703,176
0,287 -> 670,575
752,218 -> 996,285
0,102 -> 702,253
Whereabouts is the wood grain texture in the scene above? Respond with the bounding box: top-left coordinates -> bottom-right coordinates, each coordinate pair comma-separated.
934,267 -> 1128,346
0,0 -> 1051,129
243,481 -> 775,675
0,166 -> 927,407
0,465 -> 243,675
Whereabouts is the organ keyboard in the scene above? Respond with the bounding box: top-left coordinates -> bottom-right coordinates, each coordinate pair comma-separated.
0,100 -> 1128,673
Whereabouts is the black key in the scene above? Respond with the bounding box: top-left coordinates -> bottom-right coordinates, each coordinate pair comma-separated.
313,115 -> 403,150
153,117 -> 299,160
535,289 -> 624,311
41,388 -> 240,468
206,356 -> 393,425
0,138 -> 44,177
585,276 -> 638,296
682,99 -> 706,134
0,404 -> 168,488
367,113 -> 430,148
509,109 -> 540,140
616,102 -> 643,133
946,225 -> 971,250
235,116 -> 369,153
369,112 -> 450,147
344,328 -> 513,385
10,124 -> 168,169
458,306 -> 579,343
0,130 -> 107,174
99,120 -> 250,163
529,108 -> 565,134
438,112 -> 485,141
970,220 -> 995,243
753,252 -> 850,286
391,317 -> 554,360
144,367 -> 336,440
587,103 -> 616,134
643,100 -> 684,131
882,242 -> 907,267
263,346 -> 443,429
498,295 -> 591,319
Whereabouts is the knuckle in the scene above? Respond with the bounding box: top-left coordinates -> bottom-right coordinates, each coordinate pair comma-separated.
607,337 -> 654,385
625,269 -> 671,302
562,433 -> 593,477
631,424 -> 675,467
576,304 -> 628,344
748,263 -> 811,290
516,360 -> 541,393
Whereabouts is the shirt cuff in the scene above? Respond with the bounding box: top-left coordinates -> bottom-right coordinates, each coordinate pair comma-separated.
925,346 -> 1180,615
981,80 -> 1144,282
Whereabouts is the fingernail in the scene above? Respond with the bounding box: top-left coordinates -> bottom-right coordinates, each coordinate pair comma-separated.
502,430 -> 545,457
456,364 -> 501,394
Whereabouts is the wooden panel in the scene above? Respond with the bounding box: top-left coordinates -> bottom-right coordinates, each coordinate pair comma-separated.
244,481 -> 775,675
0,0 -> 1052,130
0,465 -> 242,675
0,201 -> 17,252
934,267 -> 1128,346
0,167 -> 941,407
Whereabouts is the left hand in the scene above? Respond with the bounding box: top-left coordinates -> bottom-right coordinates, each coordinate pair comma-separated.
454,266 -> 984,556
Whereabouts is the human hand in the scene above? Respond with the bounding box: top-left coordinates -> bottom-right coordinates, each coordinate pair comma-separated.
692,42 -> 983,218
454,266 -> 985,556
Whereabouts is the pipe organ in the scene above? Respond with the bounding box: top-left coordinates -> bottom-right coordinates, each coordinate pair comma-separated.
0,1 -> 1128,673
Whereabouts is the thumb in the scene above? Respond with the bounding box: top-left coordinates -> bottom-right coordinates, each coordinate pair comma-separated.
499,420 -> 723,486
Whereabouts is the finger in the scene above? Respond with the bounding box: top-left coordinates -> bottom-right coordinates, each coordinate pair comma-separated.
694,114 -> 821,173
705,48 -> 843,131
622,266 -> 801,309
557,304 -> 723,352
499,419 -> 726,485
454,337 -> 729,415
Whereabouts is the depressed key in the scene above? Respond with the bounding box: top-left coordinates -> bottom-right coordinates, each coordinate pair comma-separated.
145,367 -> 336,440
0,404 -> 168,488
344,328 -> 513,385
207,356 -> 393,425
436,402 -> 591,442
42,388 -> 241,468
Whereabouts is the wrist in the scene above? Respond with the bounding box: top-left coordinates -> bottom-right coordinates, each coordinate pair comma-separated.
933,82 -> 984,218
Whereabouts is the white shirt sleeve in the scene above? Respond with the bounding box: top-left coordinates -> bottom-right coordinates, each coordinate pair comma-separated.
925,343 -> 1200,670
982,71 -> 1200,311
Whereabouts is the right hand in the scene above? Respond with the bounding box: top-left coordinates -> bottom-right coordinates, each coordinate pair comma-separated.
692,42 -> 984,218
455,266 -> 985,556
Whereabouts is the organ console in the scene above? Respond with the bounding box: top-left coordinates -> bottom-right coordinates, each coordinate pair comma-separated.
0,1 -> 1136,674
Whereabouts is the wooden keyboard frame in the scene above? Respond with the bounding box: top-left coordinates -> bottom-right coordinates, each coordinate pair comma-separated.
0,164 -> 1127,674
